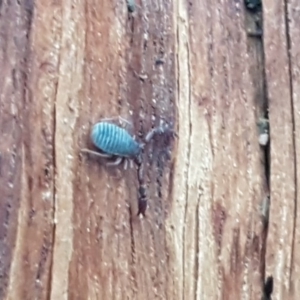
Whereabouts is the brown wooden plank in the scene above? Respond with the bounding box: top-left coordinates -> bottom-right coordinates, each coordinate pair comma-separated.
178,0 -> 268,299
3,0 -> 297,299
52,0 -> 177,299
263,0 -> 296,299
287,0 -> 300,297
0,1 -> 56,300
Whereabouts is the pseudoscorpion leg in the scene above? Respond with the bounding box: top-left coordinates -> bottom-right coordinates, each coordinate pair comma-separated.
136,157 -> 147,216
81,149 -> 112,158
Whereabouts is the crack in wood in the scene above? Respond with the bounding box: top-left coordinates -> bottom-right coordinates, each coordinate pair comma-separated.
48,8 -> 63,299
245,3 -> 272,297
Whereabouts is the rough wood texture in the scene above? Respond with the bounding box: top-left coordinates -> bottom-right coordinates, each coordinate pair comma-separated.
263,0 -> 300,299
0,0 -> 299,299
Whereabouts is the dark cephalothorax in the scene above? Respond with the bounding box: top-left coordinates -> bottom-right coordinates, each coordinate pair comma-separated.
126,0 -> 135,13
262,276 -> 273,300
245,0 -> 261,12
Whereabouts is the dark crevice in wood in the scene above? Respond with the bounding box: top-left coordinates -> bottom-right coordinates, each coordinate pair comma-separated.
260,38 -> 272,300
261,17 -> 270,193
258,4 -> 274,297
137,4 -> 148,215
156,156 -> 163,212
257,17 -> 270,289
128,16 -> 135,45
245,1 -> 271,297
136,155 -> 148,217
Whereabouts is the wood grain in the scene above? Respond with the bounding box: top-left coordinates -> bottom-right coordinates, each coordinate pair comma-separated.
289,0 -> 300,297
263,0 -> 298,299
0,0 -> 299,299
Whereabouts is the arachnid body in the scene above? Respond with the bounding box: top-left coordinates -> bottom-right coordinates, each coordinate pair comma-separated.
82,117 -> 176,216
81,120 -> 143,169
92,122 -> 141,156
82,118 -> 175,169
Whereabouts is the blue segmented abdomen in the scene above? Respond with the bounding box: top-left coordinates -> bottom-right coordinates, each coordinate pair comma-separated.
91,122 -> 141,157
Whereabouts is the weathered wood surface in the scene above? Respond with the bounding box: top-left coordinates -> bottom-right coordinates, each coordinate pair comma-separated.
263,0 -> 300,299
0,0 -> 299,299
